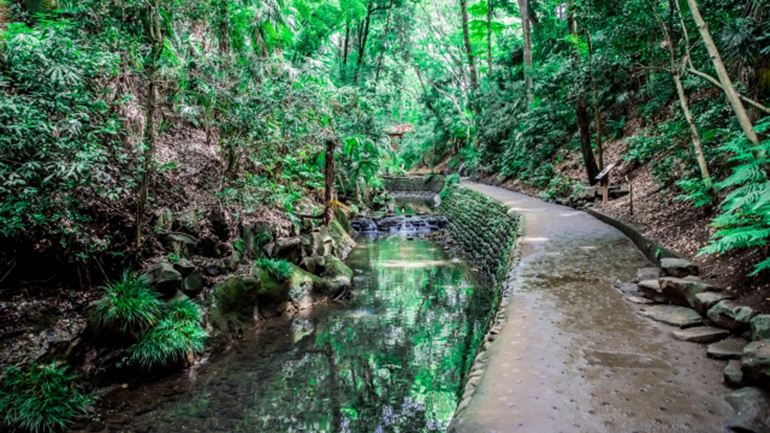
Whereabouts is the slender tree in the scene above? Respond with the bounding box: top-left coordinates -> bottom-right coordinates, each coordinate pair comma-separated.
460,0 -> 479,105
519,0 -> 533,106
135,0 -> 164,247
487,0 -> 493,76
567,0 -> 600,185
685,0 -> 759,145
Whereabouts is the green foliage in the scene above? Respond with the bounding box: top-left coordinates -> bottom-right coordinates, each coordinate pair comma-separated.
0,20 -> 122,240
256,257 -> 294,281
699,119 -> 770,275
439,173 -> 460,198
0,362 -> 95,433
128,298 -> 207,371
94,271 -> 163,334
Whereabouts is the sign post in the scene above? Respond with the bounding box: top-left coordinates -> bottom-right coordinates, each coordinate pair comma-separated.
595,162 -> 617,205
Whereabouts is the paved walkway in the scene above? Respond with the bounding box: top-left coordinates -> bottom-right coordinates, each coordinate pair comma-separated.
450,183 -> 732,433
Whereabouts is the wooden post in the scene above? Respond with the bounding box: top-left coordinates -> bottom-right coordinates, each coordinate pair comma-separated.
602,180 -> 609,205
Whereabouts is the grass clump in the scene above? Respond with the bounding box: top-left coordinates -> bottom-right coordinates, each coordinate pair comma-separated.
128,298 -> 207,371
255,257 -> 294,281
0,362 -> 95,433
94,271 -> 162,333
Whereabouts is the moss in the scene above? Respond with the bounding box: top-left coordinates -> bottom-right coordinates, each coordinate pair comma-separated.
214,275 -> 260,320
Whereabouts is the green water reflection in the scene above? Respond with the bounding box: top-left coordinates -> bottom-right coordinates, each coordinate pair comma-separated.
100,236 -> 492,433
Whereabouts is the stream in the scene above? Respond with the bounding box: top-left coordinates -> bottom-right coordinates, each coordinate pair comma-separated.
77,235 -> 491,433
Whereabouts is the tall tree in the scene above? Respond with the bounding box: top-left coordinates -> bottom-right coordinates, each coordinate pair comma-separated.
460,0 -> 479,104
135,0 -> 164,247
685,0 -> 759,145
518,0 -> 532,106
567,0 -> 600,185
487,0 -> 493,76
650,1 -> 713,191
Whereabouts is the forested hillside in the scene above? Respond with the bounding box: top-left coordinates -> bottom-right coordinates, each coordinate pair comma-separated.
0,0 -> 769,430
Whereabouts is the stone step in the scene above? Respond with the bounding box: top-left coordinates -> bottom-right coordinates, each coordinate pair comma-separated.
638,279 -> 667,303
640,305 -> 702,328
707,338 -> 749,360
660,258 -> 699,278
659,277 -> 721,309
673,326 -> 730,344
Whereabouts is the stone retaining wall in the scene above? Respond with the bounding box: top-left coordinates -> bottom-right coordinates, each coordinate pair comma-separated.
440,184 -> 522,418
440,184 -> 520,285
384,175 -> 444,193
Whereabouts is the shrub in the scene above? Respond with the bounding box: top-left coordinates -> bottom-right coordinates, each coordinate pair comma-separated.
439,173 -> 460,198
0,362 -> 95,433
128,299 -> 207,371
94,271 -> 163,333
255,257 -> 294,281
699,119 -> 770,275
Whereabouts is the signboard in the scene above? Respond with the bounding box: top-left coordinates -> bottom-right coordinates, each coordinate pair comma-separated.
595,162 -> 617,181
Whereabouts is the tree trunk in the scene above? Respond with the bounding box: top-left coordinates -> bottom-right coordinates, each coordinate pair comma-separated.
519,0 -> 533,106
355,7 -> 373,83
567,1 -> 600,185
218,0 -> 229,55
374,1 -> 394,86
341,22 -> 350,81
460,0 -> 479,101
685,0 -> 759,145
136,0 -> 164,248
323,138 -> 337,227
487,0 -> 493,77
586,29 -> 603,171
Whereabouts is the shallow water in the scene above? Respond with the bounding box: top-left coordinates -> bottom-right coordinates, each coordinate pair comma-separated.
79,236 -> 492,433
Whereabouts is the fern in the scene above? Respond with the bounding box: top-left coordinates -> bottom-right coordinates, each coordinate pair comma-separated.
698,119 -> 770,275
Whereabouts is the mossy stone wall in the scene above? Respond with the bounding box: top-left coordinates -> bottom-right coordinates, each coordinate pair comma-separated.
440,184 -> 520,286
384,175 -> 444,193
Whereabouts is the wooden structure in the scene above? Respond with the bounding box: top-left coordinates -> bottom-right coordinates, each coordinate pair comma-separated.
385,123 -> 415,150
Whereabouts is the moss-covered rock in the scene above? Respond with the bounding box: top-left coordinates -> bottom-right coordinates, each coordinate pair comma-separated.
323,256 -> 353,294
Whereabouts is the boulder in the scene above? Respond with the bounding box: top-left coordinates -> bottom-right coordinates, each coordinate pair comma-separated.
208,208 -> 230,240
693,291 -> 734,315
741,340 -> 770,386
224,251 -> 242,272
323,256 -> 354,295
708,338 -> 749,360
634,267 -> 660,283
214,275 -> 261,322
659,277 -> 720,308
750,315 -> 770,341
638,280 -> 667,303
639,305 -> 702,328
161,233 -> 196,259
242,221 -> 273,257
707,300 -> 757,332
726,387 -> 770,433
173,259 -> 196,277
173,209 -> 201,236
272,237 -> 302,264
660,258 -> 699,278
182,271 -> 205,297
724,359 -> 745,387
144,263 -> 183,297
197,235 -> 224,258
285,265 -> 330,310
672,326 -> 729,344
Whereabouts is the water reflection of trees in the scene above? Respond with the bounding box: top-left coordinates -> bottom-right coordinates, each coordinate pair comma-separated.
239,238 -> 492,432
116,238 -> 492,433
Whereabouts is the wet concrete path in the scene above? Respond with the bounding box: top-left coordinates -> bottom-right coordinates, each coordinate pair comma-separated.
451,183 -> 733,433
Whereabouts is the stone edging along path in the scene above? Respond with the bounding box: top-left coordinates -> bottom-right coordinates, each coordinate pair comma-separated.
446,182 -> 770,433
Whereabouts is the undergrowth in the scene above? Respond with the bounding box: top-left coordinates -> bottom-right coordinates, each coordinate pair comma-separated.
0,362 -> 95,433
93,271 -> 163,333
255,257 -> 294,280
128,298 -> 207,371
